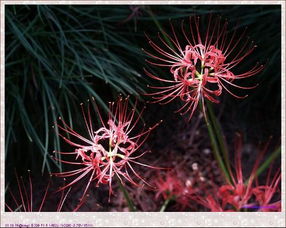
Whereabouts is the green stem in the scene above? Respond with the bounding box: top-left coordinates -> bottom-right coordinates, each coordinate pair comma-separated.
146,7 -> 232,184
160,196 -> 173,212
117,177 -> 137,212
206,101 -> 232,178
202,101 -> 231,184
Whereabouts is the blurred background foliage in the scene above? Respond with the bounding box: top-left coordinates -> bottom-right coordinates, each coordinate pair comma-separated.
5,5 -> 281,179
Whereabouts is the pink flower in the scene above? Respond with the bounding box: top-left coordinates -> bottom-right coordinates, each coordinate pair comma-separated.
192,195 -> 235,212
155,170 -> 185,200
53,96 -> 162,201
251,166 -> 281,212
216,138 -> 253,210
144,15 -> 263,120
154,169 -> 198,210
192,134 -> 281,212
217,134 -> 270,211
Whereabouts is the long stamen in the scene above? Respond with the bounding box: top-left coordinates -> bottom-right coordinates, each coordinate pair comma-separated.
144,15 -> 262,120
54,96 -> 161,201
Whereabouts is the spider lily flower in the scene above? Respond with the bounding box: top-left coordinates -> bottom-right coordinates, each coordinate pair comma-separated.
155,171 -> 185,200
192,134 -> 281,212
217,134 -> 269,211
144,15 -> 263,120
53,96 -> 162,201
251,166 -> 281,212
5,171 -> 77,212
154,169 -> 199,210
192,195 -> 235,212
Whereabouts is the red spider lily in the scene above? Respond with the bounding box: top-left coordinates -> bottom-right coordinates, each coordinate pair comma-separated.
192,134 -> 281,212
217,134 -> 268,210
251,165 -> 281,212
154,169 -> 198,210
52,96 -> 162,202
155,171 -> 185,200
192,195 -> 235,212
5,171 -> 79,212
144,15 -> 263,120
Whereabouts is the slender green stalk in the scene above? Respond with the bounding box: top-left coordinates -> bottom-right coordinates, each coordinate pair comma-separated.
203,107 -> 231,184
160,197 -> 172,212
256,146 -> 281,177
200,102 -> 231,183
117,177 -> 137,212
147,8 -> 232,184
205,101 -> 232,180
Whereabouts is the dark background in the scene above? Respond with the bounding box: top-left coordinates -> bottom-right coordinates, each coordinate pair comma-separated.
5,5 -> 281,211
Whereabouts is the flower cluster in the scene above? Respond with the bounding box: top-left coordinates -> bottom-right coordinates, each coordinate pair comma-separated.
192,135 -> 281,212
153,161 -> 215,211
53,96 -> 162,202
144,15 -> 263,120
154,169 -> 195,210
